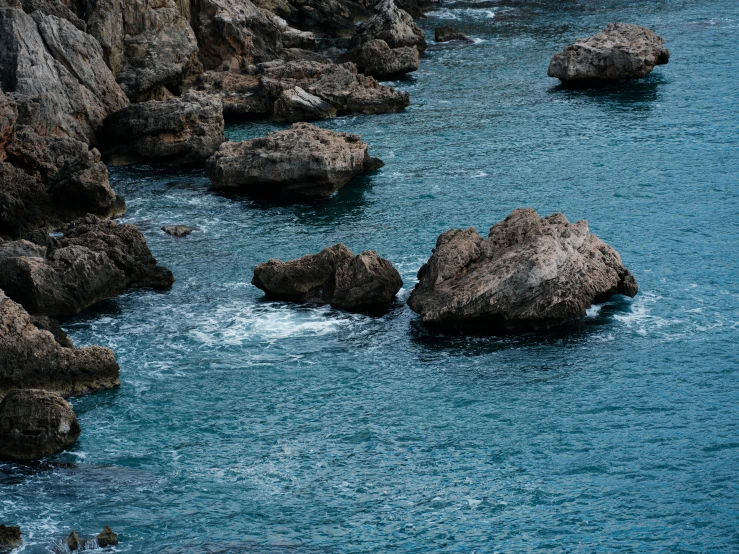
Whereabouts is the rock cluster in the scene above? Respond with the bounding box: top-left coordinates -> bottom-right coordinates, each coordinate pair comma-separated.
253,244 -> 403,310
407,209 -> 638,333
102,91 -> 225,166
0,389 -> 81,461
548,23 -> 669,84
0,289 -> 120,398
67,526 -> 118,550
207,123 -> 383,198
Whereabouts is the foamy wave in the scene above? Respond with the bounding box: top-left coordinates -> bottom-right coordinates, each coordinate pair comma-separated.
613,292 -> 680,337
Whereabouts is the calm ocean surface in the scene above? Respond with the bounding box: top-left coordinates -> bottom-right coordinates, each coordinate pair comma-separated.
2,0 -> 738,551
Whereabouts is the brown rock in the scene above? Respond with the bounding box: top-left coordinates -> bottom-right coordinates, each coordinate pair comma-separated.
0,525 -> 22,551
206,122 -> 383,198
253,243 -> 402,309
96,526 -> 118,547
337,39 -> 419,78
349,0 -> 426,53
0,389 -> 81,461
434,25 -> 470,43
0,289 -> 120,397
548,23 -> 669,84
162,225 -> 195,237
408,208 -> 639,333
271,86 -> 337,121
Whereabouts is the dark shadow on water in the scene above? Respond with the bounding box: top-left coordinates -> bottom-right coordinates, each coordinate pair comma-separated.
548,73 -> 666,109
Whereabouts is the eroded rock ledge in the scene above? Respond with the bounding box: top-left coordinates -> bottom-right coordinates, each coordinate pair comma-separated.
408,208 -> 638,333
253,243 -> 403,310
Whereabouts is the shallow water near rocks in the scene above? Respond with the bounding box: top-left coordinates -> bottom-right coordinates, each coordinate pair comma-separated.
3,0 -> 739,551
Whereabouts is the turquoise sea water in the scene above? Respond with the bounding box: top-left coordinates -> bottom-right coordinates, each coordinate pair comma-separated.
2,0 -> 739,551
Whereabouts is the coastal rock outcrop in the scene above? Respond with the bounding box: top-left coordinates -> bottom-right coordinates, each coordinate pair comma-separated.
407,208 -> 639,332
0,389 -> 80,461
338,0 -> 425,77
206,122 -> 383,198
0,289 -> 120,397
272,86 -> 337,121
102,91 -> 225,165
0,525 -> 22,552
548,23 -> 669,84
162,225 -> 195,237
0,4 -> 129,144
85,0 -> 199,100
253,243 -> 402,309
434,25 -> 470,43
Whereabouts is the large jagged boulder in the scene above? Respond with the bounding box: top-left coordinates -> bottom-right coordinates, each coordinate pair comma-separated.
190,0 -> 282,71
253,243 -> 402,309
350,0 -> 426,52
187,71 -> 271,118
407,208 -> 639,333
337,39 -> 418,78
271,86 -> 336,121
0,5 -> 129,144
206,122 -> 383,198
19,0 -> 86,30
548,23 -> 669,84
0,91 -> 15,161
86,0 -> 199,101
0,389 -> 81,461
0,289 -> 120,397
102,91 -> 225,165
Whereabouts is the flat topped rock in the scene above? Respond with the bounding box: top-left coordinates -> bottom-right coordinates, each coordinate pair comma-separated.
253,243 -> 403,310
206,123 -> 383,198
548,23 -> 669,83
0,389 -> 81,461
435,26 -> 471,43
407,208 -> 638,333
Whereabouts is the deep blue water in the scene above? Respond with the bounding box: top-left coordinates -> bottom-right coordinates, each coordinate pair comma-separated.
2,0 -> 739,551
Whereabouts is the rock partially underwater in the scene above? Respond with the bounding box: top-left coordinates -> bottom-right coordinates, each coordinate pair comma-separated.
408,208 -> 638,333
253,244 -> 403,310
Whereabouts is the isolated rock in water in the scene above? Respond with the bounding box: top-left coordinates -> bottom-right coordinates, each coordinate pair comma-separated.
350,0 -> 426,53
0,290 -> 119,397
337,39 -> 419,78
207,122 -> 383,198
407,208 -> 639,332
253,244 -> 402,309
0,389 -> 81,461
103,92 -> 225,166
548,23 -> 669,83
86,0 -> 199,100
0,524 -> 22,551
0,243 -> 126,316
434,26 -> 471,43
67,531 -> 81,551
0,5 -> 129,144
272,86 -> 337,121
191,0 -> 282,71
59,216 -> 175,289
96,526 -> 118,547
162,225 -> 195,237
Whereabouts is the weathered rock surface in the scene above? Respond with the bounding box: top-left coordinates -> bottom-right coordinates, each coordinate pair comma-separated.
20,0 -> 86,31
407,208 -> 639,333
102,91 -> 225,165
162,225 -> 195,237
337,39 -> 419,78
350,0 -> 426,53
97,527 -> 118,547
191,0 -> 282,71
206,122 -> 383,198
434,25 -> 470,43
0,525 -> 22,552
253,243 -> 402,309
548,23 -> 669,83
0,289 -> 119,397
0,389 -> 80,461
0,5 -> 129,144
86,0 -> 199,100
189,61 -> 409,120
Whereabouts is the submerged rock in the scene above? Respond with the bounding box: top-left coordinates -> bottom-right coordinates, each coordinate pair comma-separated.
434,26 -> 471,43
102,92 -> 225,166
0,389 -> 81,461
407,208 -> 638,333
0,525 -> 22,552
162,225 -> 195,237
253,243 -> 402,309
206,122 -> 383,198
548,23 -> 669,84
0,290 -> 120,397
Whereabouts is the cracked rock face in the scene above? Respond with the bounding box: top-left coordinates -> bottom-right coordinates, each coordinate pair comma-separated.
253,243 -> 403,310
102,91 -> 225,166
408,208 -> 639,333
548,23 -> 669,83
350,0 -> 426,53
0,389 -> 81,461
206,122 -> 383,198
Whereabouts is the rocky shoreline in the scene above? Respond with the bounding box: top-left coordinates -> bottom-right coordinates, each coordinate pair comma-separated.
0,0 -> 669,544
